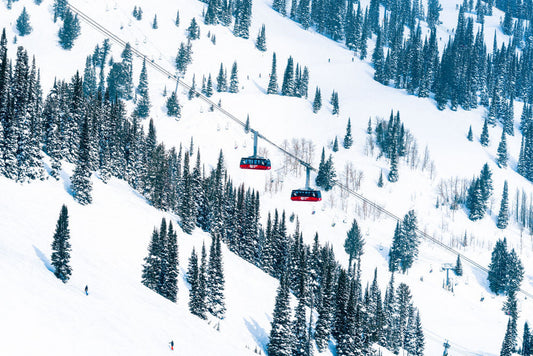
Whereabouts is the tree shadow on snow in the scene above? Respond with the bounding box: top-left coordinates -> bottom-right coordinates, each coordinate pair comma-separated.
244,317 -> 268,354
33,245 -> 54,273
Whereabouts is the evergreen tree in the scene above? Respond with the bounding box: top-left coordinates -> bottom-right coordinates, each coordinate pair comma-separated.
343,118 -> 353,149
216,63 -> 227,92
488,238 -> 509,294
332,136 -> 339,152
312,87 -> 321,113
206,74 -> 214,97
267,274 -> 293,356
53,0 -> 68,22
314,264 -> 333,351
175,42 -> 192,75
175,10 -> 180,26
467,125 -> 473,141
51,205 -> 72,283
497,130 -> 508,168
522,322 -> 531,356
454,255 -> 463,276
344,218 -> 364,268
267,53 -> 279,94
58,9 -> 81,50
281,56 -> 295,96
229,61 -> 239,93
16,7 -> 32,36
207,233 -> 225,318
427,0 -> 442,28
480,118 -> 489,146
163,222 -> 179,302
378,170 -> 384,187
389,210 -> 419,273
134,59 -> 150,118
497,181 -> 509,229
292,276 -> 309,356
256,24 -> 267,51
388,151 -> 399,183
330,91 -> 339,115
152,15 -> 158,29
188,247 -> 207,318
500,319 -> 515,356
272,0 -> 287,15
187,17 -> 201,40
166,91 -> 181,117
70,113 -> 93,205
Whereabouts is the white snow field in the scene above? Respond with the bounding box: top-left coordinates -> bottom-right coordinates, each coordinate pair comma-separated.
1,0 -> 533,355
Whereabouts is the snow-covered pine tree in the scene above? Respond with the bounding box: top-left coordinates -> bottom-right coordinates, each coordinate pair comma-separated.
497,181 -> 509,229
188,247 -> 207,319
312,87 -> 321,113
58,9 -> 81,50
343,118 -> 353,149
388,151 -> 399,182
331,91 -> 339,115
267,273 -> 293,356
292,273 -> 309,356
256,24 -> 267,51
378,171 -> 384,187
53,0 -> 68,22
500,318 -> 515,356
314,263 -> 334,351
51,204 -> 72,283
522,322 -> 531,356
272,0 -> 287,15
488,238 -> 509,294
229,61 -> 239,93
16,7 -> 32,36
267,52 -> 278,94
175,10 -> 180,26
480,117 -> 490,146
344,218 -> 364,268
207,233 -> 225,318
281,56 -> 295,96
162,221 -> 179,302
152,15 -> 158,29
497,130 -> 508,168
134,59 -> 151,118
187,17 -> 201,40
467,125 -> 473,141
166,91 -> 181,117
70,113 -> 93,205
206,74 -> 214,97
454,255 -> 463,276
332,136 -> 339,152
216,63 -> 227,92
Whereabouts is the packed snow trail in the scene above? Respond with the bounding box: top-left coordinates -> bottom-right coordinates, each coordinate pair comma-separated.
65,0 -> 533,301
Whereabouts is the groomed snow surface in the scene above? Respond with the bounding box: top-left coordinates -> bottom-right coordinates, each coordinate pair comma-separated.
1,0 -> 533,355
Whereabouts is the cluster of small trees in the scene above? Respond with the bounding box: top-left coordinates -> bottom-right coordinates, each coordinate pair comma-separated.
215,61 -> 240,93
465,163 -> 493,221
187,233 -> 225,319
315,148 -> 336,191
267,53 -> 310,99
374,111 -> 407,183
132,6 -> 143,20
389,210 -> 420,274
141,218 -> 179,302
203,0 -> 252,39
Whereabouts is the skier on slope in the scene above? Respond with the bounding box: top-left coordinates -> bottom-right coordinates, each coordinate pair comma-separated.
170,340 -> 174,351
85,285 -> 88,296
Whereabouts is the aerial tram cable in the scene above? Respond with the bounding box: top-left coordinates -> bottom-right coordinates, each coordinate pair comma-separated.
65,2 -> 533,299
239,130 -> 271,170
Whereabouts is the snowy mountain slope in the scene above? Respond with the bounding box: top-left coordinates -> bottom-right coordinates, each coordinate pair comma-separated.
1,0 -> 533,354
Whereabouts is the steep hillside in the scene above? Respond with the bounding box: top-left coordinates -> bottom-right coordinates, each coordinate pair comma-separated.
1,0 -> 533,355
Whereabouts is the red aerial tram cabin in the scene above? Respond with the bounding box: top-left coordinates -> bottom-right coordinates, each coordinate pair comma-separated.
239,157 -> 271,170
290,189 -> 322,202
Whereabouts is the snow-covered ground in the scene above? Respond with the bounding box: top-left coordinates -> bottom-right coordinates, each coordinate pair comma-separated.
1,0 -> 533,354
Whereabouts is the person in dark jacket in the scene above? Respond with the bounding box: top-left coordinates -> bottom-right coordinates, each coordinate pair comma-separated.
170,340 -> 174,350
85,285 -> 88,296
